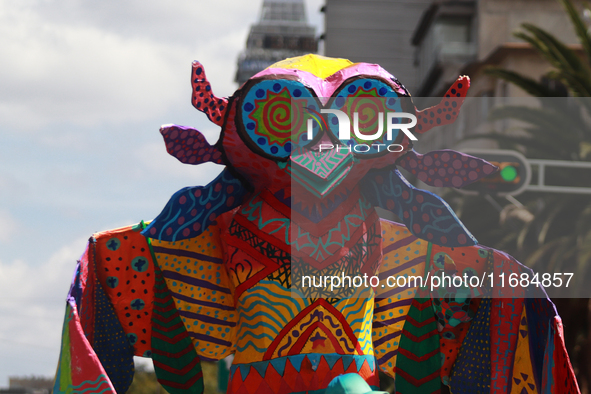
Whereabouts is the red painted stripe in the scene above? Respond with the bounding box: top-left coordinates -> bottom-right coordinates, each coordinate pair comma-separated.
404,314 -> 436,329
152,311 -> 180,325
153,356 -> 200,374
152,327 -> 189,343
395,367 -> 441,387
263,299 -> 363,359
410,298 -> 433,312
152,320 -> 185,333
400,328 -> 438,343
151,345 -> 194,359
233,213 -> 291,253
397,346 -> 440,362
159,371 -> 203,390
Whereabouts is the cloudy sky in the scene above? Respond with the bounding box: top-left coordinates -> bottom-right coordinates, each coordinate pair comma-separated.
0,0 -> 323,386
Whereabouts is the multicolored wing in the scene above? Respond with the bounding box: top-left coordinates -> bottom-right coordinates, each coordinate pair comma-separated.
54,244 -> 132,394
374,220 -> 580,393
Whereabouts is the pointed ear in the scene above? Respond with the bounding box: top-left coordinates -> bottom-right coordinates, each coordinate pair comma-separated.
360,167 -> 477,247
160,124 -> 223,165
191,61 -> 228,127
415,76 -> 470,134
397,149 -> 498,188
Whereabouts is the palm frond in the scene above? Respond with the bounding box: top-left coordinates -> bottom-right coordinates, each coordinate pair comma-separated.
483,67 -> 561,96
488,105 -> 584,144
558,0 -> 591,64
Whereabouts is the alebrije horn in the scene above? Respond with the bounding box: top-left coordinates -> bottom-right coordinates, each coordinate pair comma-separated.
191,61 -> 228,127
415,76 -> 470,134
160,124 -> 224,165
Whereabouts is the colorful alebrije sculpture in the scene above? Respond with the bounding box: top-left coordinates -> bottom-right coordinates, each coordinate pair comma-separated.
54,55 -> 580,394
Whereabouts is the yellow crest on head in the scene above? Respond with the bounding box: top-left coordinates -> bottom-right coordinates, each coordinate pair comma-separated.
268,54 -> 353,79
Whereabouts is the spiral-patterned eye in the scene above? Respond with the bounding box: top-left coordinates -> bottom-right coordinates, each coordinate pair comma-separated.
327,78 -> 405,157
238,79 -> 319,159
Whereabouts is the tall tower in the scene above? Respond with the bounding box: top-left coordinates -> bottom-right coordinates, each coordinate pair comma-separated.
235,0 -> 318,86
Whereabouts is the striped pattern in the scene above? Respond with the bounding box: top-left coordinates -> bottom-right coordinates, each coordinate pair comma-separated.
373,220 -> 427,379
151,228 -> 236,361
395,297 -> 441,394
334,289 -> 375,355
151,260 -> 204,394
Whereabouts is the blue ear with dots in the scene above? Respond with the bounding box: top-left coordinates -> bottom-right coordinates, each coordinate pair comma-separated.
238,78 -> 321,160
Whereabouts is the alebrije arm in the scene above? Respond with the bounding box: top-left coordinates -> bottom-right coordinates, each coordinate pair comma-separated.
191,61 -> 228,127
415,76 -> 470,134
142,168 -> 247,242
160,124 -> 224,165
360,167 -> 477,247
397,149 -> 498,188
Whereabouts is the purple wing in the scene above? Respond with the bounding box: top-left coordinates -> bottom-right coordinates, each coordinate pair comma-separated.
161,124 -> 224,165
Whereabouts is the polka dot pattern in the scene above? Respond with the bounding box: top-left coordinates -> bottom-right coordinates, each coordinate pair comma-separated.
415,76 -> 470,134
191,61 -> 228,127
360,167 -> 477,247
92,255 -> 135,393
161,125 -> 223,165
150,226 -> 236,361
95,222 -> 155,357
142,168 -> 247,242
398,149 -> 497,188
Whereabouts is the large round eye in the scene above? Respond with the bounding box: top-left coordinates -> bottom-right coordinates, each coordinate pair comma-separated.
238,79 -> 320,160
327,78 -> 406,157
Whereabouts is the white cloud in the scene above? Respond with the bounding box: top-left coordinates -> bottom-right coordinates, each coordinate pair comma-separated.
0,6 -> 183,130
0,1 -> 262,133
0,0 -> 326,386
0,237 -> 85,384
0,210 -> 21,244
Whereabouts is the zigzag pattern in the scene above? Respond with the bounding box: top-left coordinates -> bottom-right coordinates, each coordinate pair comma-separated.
151,260 -> 203,394
229,354 -> 378,394
395,297 -> 441,394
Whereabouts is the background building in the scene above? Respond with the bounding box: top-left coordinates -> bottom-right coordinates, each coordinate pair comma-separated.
235,0 -> 318,86
323,0 -> 432,93
322,0 -> 582,150
410,0 -> 583,152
